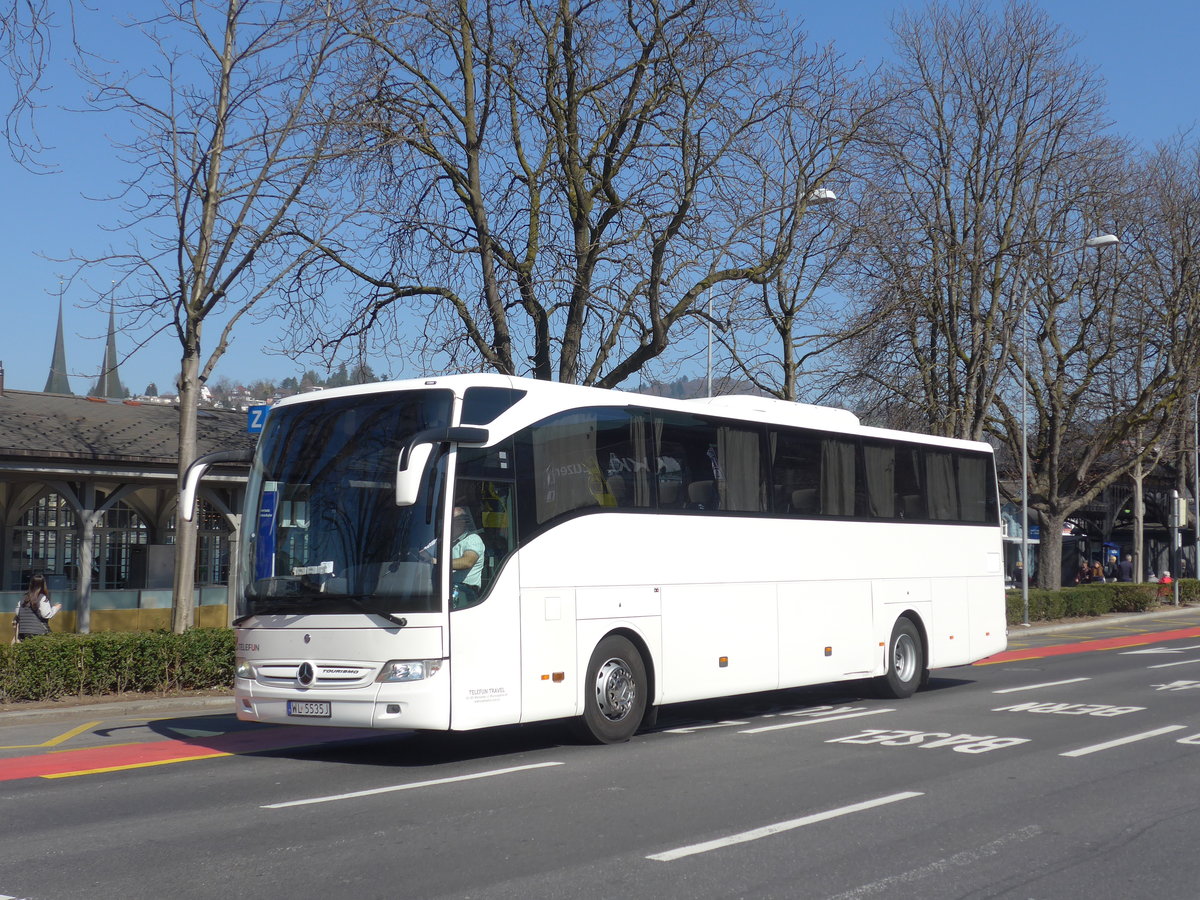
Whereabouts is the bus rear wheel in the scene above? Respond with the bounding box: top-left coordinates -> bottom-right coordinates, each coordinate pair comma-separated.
875,617 -> 924,699
578,635 -> 647,744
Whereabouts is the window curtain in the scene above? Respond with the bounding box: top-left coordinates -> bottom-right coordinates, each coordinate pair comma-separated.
717,426 -> 764,511
863,444 -> 895,518
821,439 -> 856,516
925,450 -> 958,520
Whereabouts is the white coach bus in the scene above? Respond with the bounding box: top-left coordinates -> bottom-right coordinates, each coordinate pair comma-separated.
184,374 -> 1006,743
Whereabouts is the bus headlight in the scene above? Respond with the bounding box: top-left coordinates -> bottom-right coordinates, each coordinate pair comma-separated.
376,659 -> 444,683
236,662 -> 255,680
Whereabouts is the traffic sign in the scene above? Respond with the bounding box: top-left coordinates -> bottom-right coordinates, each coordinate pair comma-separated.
247,404 -> 270,433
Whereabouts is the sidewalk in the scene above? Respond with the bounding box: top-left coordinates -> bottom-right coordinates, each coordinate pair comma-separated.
0,690 -> 234,723
1008,601 -> 1200,637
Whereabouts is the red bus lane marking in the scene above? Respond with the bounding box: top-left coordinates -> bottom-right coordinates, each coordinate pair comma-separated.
976,625 -> 1200,665
0,725 -> 378,781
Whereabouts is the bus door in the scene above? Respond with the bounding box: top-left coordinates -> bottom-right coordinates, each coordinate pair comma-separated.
446,441 -> 523,729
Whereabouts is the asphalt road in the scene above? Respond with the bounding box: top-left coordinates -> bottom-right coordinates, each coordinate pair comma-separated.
4,609 -> 1200,900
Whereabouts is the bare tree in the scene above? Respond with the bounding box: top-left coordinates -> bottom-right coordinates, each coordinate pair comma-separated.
78,0 -> 356,631
837,0 -> 1111,441
1,0 -> 58,165
990,142 -> 1200,589
286,0 -> 841,388
716,45 -> 885,401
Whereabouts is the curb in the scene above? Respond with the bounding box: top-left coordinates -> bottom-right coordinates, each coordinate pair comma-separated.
0,694 -> 233,723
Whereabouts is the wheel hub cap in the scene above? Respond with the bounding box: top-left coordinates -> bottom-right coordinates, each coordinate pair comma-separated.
595,658 -> 635,721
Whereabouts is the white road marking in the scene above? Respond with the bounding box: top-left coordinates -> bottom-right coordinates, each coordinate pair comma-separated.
992,677 -> 1089,694
262,761 -> 564,809
646,791 -> 923,862
1121,643 -> 1200,655
1060,725 -> 1187,758
1147,658 -> 1200,669
664,721 -> 751,734
826,825 -> 1043,898
740,708 -> 895,734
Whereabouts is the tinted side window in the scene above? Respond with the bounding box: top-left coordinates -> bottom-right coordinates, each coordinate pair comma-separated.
461,387 -> 527,425
924,449 -> 958,520
522,407 -> 651,526
956,452 -> 997,523
894,446 -> 925,519
654,413 -> 765,513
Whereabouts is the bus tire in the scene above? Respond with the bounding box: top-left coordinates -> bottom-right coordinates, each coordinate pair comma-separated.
875,617 -> 923,699
579,635 -> 647,744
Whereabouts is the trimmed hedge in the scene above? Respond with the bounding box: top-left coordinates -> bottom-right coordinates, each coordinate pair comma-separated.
1005,579 -> 1199,625
1,628 -> 234,703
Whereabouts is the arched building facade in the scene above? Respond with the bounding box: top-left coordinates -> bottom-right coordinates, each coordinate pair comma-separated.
1,378 -> 254,631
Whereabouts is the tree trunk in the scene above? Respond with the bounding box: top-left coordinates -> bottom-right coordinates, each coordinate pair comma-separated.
1036,511 -> 1067,590
1132,462 -> 1145,583
76,510 -> 97,634
171,349 -> 202,633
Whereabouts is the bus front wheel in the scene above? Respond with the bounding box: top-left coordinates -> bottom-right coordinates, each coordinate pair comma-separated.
875,617 -> 924,699
578,635 -> 647,744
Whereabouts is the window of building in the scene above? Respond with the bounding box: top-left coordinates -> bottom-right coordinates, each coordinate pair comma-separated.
11,492 -> 78,589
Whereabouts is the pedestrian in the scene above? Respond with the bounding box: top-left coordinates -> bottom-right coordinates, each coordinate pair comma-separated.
13,574 -> 62,641
1117,554 -> 1134,582
1090,559 -> 1105,583
1075,560 -> 1091,585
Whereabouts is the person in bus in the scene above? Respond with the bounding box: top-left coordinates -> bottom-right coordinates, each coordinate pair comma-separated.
423,506 -> 485,608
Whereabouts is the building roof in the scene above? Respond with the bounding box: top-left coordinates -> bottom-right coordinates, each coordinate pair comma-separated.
0,388 -> 256,472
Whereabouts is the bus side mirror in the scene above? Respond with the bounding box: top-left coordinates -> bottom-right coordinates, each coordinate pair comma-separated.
395,426 -> 489,508
396,442 -> 434,507
180,449 -> 254,521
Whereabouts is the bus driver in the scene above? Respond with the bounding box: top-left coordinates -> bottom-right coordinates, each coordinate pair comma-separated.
422,506 -> 485,608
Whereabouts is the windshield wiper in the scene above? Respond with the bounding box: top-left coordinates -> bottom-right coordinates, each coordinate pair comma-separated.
344,595 -> 408,628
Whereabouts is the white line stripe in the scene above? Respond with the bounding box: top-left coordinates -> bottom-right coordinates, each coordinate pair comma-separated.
1148,658 -> 1200,669
740,708 -> 895,734
664,721 -> 751,734
992,677 -> 1090,694
825,825 -> 1043,899
262,761 -> 564,808
647,791 -> 923,862
1060,726 -> 1187,758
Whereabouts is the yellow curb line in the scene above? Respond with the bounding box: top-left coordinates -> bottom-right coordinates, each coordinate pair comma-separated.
0,720 -> 101,751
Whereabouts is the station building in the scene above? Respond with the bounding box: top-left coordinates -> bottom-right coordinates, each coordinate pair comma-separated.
1,306 -> 254,631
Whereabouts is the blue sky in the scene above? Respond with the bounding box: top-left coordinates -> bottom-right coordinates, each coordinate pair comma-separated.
1,0 -> 1197,394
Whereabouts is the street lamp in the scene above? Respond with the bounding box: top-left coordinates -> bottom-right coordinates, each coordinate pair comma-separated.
707,187 -> 839,397
1020,232 -> 1119,626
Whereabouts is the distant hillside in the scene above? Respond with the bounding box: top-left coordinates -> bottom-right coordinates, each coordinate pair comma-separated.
633,375 -> 760,400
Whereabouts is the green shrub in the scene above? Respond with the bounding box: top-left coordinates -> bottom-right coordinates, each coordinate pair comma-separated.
0,628 -> 234,703
1005,579 -> 1189,625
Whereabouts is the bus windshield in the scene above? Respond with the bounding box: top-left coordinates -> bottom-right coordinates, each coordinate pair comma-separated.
240,389 -> 453,617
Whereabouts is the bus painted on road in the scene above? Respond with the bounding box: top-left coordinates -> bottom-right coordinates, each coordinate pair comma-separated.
184,374 -> 1007,743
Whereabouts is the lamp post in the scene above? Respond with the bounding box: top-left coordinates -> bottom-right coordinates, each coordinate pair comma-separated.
1020,233 -> 1119,626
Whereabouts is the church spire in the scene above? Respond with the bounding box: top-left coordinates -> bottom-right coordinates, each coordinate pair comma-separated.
89,300 -> 126,399
44,292 -> 73,395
